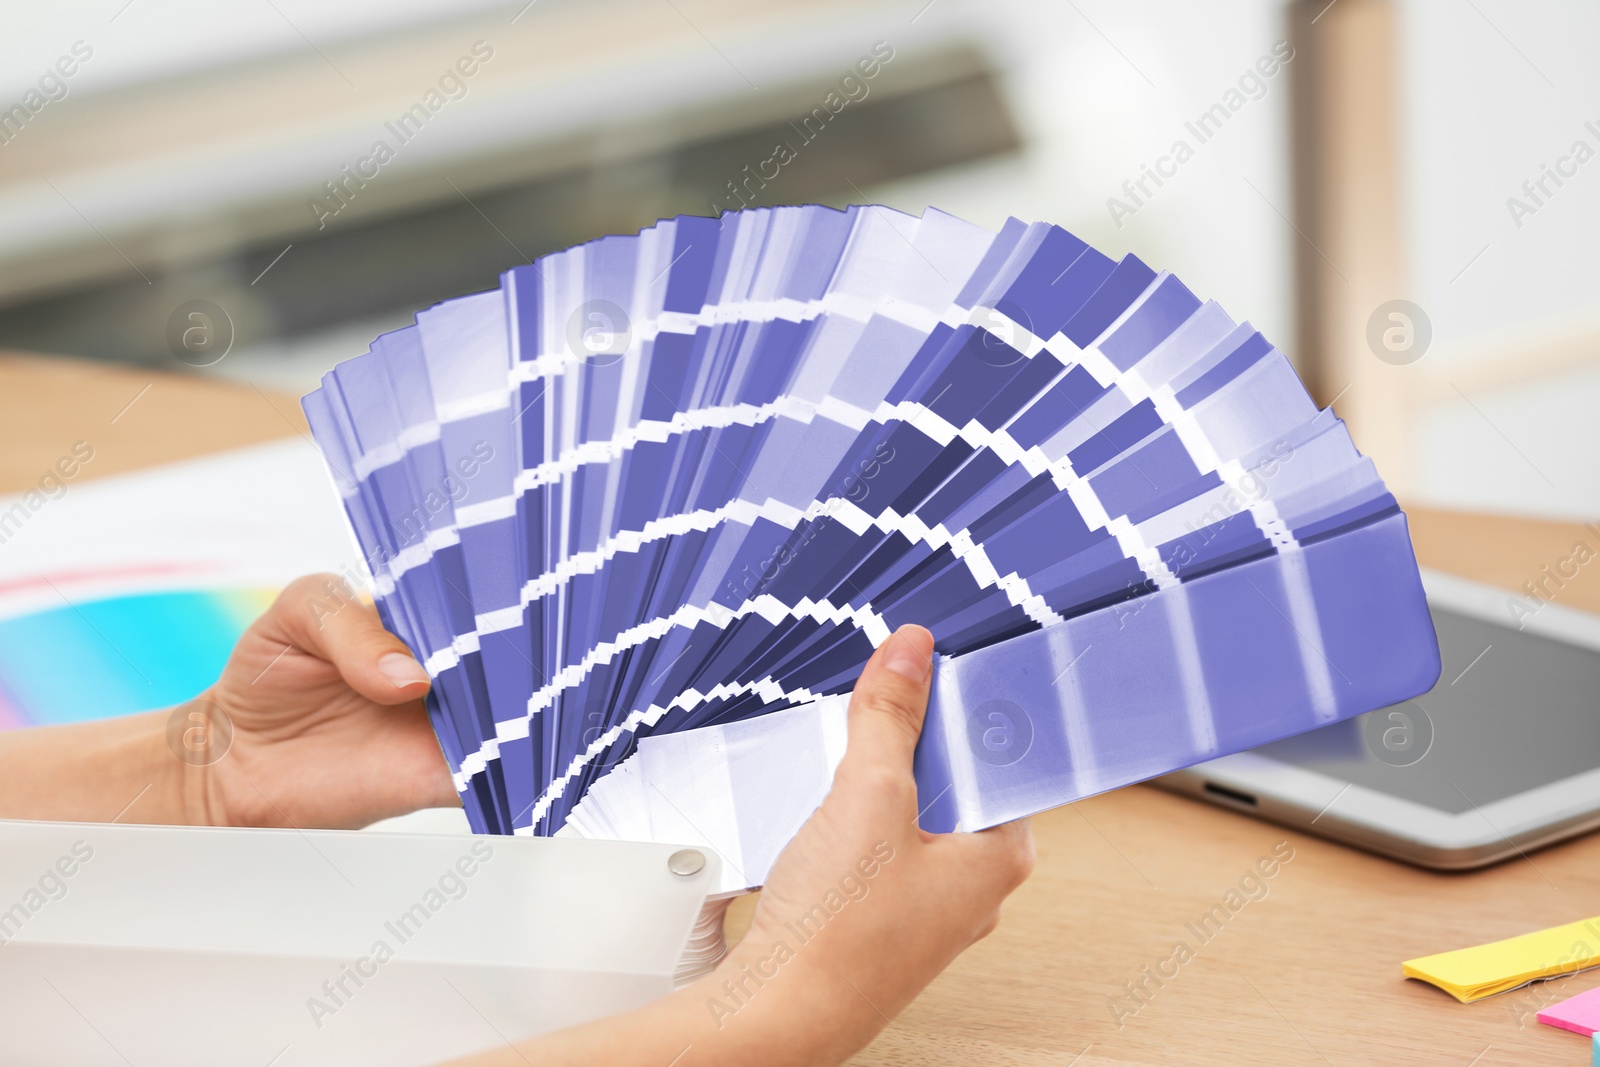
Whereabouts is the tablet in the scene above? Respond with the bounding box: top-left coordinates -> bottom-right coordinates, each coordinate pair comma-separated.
1153,569 -> 1600,869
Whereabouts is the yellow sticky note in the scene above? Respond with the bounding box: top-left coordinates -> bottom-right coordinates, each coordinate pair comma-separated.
1404,917 -> 1600,1002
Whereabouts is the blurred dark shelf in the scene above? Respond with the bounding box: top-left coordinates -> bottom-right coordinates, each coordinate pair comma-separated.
0,63 -> 1020,371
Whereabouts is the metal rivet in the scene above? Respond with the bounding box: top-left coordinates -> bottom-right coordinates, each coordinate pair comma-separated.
667,848 -> 705,876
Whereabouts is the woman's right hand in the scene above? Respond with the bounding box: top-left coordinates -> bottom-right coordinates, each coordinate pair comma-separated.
722,623 -> 1036,1062
450,623 -> 1034,1067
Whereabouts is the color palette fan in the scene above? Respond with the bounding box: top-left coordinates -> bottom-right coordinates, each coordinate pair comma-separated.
303,204 -> 1440,891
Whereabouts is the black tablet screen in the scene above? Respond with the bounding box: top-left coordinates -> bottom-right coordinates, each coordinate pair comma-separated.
1253,606 -> 1600,814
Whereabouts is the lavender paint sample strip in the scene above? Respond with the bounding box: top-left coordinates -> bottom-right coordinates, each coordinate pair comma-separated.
303,204 -> 1440,883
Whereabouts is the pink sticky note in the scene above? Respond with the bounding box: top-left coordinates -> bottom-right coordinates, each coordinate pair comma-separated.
1538,986 -> 1600,1037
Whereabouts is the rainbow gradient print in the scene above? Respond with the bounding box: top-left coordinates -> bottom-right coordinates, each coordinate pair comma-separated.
0,587 -> 277,730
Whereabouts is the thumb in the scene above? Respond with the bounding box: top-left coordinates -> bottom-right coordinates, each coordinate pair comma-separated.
841,624 -> 935,775
260,573 -> 431,705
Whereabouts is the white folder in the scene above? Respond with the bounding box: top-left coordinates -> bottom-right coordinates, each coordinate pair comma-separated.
0,819 -> 725,1067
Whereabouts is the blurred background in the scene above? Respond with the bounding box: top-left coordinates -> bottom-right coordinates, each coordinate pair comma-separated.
1,0 -> 1596,518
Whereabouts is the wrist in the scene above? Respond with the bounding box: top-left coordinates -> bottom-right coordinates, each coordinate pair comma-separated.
684,927 -> 885,1063
0,707 -> 210,826
161,691 -> 233,825
131,696 -> 230,826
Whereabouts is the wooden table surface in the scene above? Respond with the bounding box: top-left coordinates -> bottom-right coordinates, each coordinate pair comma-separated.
4,353 -> 1598,1066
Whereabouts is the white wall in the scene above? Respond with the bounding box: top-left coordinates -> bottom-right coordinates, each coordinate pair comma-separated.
1401,0 -> 1600,519
0,0 -> 510,99
872,0 -> 1297,370
879,0 -> 1599,520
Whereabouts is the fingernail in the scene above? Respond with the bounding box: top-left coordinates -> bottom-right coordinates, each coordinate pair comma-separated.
378,652 -> 430,689
883,626 -> 933,683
